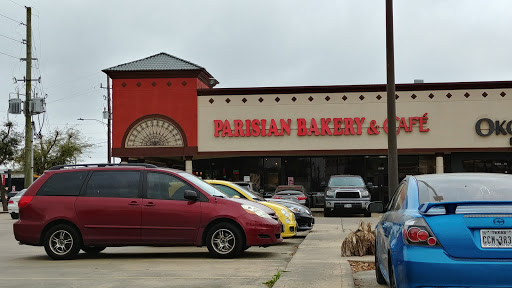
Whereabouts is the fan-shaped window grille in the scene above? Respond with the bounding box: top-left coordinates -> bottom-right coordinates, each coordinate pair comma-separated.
125,118 -> 184,148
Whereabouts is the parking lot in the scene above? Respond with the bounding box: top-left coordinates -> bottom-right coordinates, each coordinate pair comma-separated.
0,212 -> 307,288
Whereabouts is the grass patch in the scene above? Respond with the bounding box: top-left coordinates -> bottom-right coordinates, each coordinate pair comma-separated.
263,269 -> 282,288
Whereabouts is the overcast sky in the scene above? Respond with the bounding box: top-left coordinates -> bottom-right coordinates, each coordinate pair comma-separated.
1,0 -> 511,165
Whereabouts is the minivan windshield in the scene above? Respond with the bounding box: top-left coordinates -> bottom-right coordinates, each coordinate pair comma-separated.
328,176 -> 365,187
179,173 -> 226,197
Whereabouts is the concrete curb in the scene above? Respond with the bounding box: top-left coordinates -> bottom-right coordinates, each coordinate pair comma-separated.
340,259 -> 355,288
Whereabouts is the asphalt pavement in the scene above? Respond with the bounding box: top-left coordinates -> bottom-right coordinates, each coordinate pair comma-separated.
0,210 -> 385,288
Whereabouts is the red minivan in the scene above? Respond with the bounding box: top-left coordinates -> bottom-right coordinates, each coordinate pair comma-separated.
14,164 -> 282,260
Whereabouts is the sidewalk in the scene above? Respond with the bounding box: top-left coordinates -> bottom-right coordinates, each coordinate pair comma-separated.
273,215 -> 381,288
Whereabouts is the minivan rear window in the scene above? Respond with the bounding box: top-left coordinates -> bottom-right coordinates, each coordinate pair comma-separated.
37,171 -> 88,196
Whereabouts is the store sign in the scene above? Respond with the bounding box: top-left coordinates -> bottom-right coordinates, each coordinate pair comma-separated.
475,118 -> 512,145
213,114 -> 430,137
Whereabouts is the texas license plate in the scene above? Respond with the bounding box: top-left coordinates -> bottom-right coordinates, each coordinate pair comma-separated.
344,204 -> 352,208
481,229 -> 512,248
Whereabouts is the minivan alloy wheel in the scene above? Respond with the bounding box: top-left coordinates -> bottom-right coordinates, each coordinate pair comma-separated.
50,230 -> 74,255
206,222 -> 243,258
43,224 -> 81,260
211,228 -> 235,254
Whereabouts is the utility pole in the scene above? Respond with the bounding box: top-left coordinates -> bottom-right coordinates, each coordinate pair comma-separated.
107,76 -> 111,163
386,0 -> 398,200
23,6 -> 32,188
101,79 -> 112,163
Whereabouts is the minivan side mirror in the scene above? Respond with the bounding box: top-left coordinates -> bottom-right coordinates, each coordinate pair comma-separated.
184,190 -> 198,201
367,201 -> 384,213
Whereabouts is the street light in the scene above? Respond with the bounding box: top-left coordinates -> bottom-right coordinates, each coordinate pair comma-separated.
77,118 -> 111,163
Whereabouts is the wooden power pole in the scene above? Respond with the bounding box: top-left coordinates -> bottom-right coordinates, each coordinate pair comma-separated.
23,6 -> 32,188
107,76 -> 111,163
386,0 -> 398,199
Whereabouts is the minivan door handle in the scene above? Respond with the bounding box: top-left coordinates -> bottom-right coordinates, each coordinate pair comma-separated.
144,202 -> 156,207
128,201 -> 139,206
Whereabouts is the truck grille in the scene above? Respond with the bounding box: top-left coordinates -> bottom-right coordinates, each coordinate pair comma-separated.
336,192 -> 360,198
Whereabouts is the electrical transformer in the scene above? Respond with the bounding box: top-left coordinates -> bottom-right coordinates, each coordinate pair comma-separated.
8,98 -> 23,114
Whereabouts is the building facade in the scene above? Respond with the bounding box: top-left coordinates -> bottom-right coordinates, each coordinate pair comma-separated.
103,53 -> 512,202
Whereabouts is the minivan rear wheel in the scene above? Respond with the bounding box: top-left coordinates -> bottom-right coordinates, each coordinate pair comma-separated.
206,222 -> 243,258
44,224 -> 81,260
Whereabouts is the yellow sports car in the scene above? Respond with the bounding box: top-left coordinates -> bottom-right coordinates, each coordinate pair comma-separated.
205,180 -> 297,238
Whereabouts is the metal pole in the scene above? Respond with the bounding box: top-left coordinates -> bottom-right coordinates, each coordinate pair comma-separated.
107,76 -> 111,163
23,7 -> 33,188
386,0 -> 398,198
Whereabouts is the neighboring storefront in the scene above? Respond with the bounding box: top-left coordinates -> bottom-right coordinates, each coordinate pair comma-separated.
103,53 -> 512,201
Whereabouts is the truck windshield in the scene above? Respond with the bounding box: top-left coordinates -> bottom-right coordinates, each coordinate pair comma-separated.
328,177 -> 365,187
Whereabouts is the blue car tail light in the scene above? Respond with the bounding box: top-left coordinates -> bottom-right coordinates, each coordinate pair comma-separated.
403,218 -> 441,247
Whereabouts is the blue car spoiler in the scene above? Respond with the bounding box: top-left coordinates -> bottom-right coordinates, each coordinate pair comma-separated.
418,201 -> 512,215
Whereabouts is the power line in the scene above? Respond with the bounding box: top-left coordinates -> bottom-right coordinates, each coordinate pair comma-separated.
0,33 -> 24,44
46,86 -> 101,104
0,51 -> 19,59
8,0 -> 24,8
0,13 -> 25,25
45,72 -> 102,89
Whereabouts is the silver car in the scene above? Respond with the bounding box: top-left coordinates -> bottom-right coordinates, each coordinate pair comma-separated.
271,190 -> 308,205
8,189 -> 27,219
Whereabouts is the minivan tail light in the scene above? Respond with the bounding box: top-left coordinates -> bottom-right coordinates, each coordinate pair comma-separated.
18,196 -> 34,208
402,217 -> 441,247
272,196 -> 281,199
297,196 -> 307,200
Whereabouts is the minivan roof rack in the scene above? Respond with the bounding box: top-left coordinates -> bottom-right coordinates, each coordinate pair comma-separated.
48,163 -> 158,170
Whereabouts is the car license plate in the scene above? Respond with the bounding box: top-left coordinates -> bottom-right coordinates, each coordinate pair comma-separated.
344,204 -> 352,208
481,229 -> 512,248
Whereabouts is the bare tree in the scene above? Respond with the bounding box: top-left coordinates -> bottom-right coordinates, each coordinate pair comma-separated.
17,127 -> 93,176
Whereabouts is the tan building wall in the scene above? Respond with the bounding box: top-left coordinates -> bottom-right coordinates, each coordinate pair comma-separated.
198,88 -> 512,153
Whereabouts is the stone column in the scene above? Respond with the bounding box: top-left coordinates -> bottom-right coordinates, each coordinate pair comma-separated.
435,153 -> 444,174
185,157 -> 193,174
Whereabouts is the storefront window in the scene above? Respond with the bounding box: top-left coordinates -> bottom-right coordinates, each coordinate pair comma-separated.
193,154 -> 438,198
452,152 -> 512,174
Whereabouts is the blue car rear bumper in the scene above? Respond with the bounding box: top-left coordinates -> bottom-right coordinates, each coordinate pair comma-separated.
395,246 -> 512,287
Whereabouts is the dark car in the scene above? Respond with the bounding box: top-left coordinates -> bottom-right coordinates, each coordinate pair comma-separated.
372,173 -> 512,287
324,175 -> 371,217
267,198 -> 314,231
13,163 -> 282,260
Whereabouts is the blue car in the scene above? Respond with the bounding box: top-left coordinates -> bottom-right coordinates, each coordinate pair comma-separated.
373,173 -> 512,288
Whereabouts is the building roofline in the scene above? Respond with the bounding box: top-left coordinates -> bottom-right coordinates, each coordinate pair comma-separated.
197,80 -> 512,96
